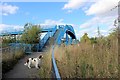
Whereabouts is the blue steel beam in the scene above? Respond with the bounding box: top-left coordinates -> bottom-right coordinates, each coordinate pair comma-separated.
1,26 -> 57,36
55,25 -> 76,45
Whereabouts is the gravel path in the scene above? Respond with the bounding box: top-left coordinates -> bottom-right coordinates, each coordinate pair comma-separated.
3,52 -> 44,78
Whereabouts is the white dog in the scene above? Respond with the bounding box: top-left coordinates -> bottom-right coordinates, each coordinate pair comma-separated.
24,54 -> 43,69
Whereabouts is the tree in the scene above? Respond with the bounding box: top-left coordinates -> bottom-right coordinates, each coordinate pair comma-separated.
21,23 -> 41,44
80,33 -> 91,43
90,37 -> 97,44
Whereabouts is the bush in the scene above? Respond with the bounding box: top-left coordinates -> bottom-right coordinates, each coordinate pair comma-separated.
21,23 -> 41,44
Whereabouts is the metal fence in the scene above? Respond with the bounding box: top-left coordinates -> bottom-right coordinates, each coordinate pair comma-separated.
2,43 -> 32,54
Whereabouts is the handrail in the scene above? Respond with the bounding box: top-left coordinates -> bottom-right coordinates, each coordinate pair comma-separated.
39,32 -> 50,50
39,26 -> 57,50
52,45 -> 61,79
55,26 -> 65,45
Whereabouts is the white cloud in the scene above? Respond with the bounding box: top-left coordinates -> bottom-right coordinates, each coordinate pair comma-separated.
39,19 -> 65,29
62,0 -> 87,10
85,0 -> 119,16
40,19 -> 77,29
0,24 -> 23,34
0,3 -> 19,16
80,16 -> 116,29
63,0 -> 118,16
78,0 -> 118,38
77,26 -> 110,39
93,29 -> 108,34
78,15 -> 118,38
63,0 -> 118,18
62,0 -> 99,13
44,19 -> 64,25
93,29 -> 109,37
80,17 -> 99,28
78,16 -> 116,38
40,19 -> 77,28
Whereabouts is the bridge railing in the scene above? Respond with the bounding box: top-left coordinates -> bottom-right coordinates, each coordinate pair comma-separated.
39,26 -> 57,51
51,26 -> 57,37
39,32 -> 49,50
52,45 -> 61,79
8,43 -> 32,54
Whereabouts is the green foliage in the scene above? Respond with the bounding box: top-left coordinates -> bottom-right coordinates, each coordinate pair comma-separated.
2,36 -> 16,47
3,37 -> 16,43
80,33 -> 91,43
21,23 -> 41,44
90,37 -> 97,44
81,61 -> 87,78
108,27 -> 119,39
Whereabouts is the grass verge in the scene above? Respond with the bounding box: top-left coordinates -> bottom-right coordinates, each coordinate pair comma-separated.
54,38 -> 118,78
38,47 -> 52,78
2,47 -> 25,74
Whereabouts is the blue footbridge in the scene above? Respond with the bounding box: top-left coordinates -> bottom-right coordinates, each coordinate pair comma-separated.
1,25 -> 77,79
2,25 -> 77,52
39,25 -> 77,50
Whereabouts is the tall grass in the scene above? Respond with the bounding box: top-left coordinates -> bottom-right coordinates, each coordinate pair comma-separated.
38,47 -> 52,78
2,47 -> 25,74
38,28 -> 118,78
54,35 -> 118,78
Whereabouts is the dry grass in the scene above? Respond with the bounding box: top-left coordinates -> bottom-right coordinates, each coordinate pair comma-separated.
38,29 -> 119,78
2,48 -> 24,73
54,37 -> 118,78
39,47 -> 52,78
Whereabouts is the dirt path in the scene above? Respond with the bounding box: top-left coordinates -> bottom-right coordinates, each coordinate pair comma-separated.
3,52 -> 44,78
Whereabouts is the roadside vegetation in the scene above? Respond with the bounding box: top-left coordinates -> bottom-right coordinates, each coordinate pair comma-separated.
21,23 -> 41,51
38,47 -> 52,78
21,23 -> 41,44
54,27 -> 119,78
37,25 -> 119,78
2,23 -> 41,74
2,47 -> 24,74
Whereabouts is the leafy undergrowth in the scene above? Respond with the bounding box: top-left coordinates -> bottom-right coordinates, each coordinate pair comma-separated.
54,37 -> 118,78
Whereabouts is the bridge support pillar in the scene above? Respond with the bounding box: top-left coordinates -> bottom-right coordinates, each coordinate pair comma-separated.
66,31 -> 69,45
69,37 -> 72,44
